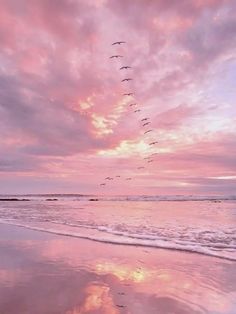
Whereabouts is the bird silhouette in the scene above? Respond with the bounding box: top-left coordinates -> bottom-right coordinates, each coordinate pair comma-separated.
110,55 -> 123,59
121,78 -> 133,82
141,118 -> 149,122
147,159 -> 154,163
120,66 -> 132,70
105,177 -> 113,180
137,167 -> 145,169
134,109 -> 141,113
143,122 -> 151,127
112,41 -> 126,45
144,130 -> 153,134
100,183 -> 106,186
129,103 -> 137,107
149,141 -> 158,145
123,93 -> 134,96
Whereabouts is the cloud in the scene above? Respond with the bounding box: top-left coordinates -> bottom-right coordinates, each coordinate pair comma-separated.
152,104 -> 200,130
179,6 -> 236,67
0,0 -> 235,193
0,74 -> 99,155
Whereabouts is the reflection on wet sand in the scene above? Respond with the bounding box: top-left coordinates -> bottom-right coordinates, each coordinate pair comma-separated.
96,262 -> 149,283
66,284 -> 119,314
93,261 -> 233,313
0,224 -> 235,314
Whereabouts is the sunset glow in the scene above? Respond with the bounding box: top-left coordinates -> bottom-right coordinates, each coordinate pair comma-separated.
0,0 -> 235,194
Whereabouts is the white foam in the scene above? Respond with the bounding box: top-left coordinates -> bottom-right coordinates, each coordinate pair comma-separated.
0,220 -> 235,262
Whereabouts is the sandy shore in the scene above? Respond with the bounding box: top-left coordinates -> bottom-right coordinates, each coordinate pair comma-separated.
0,223 -> 235,314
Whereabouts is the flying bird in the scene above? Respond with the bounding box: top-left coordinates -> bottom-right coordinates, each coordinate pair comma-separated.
105,177 -> 113,180
144,130 -> 153,134
141,118 -> 149,122
112,41 -> 126,45
137,167 -> 145,169
134,109 -> 141,113
123,93 -> 134,96
149,141 -> 158,145
147,159 -> 154,163
121,78 -> 133,82
143,122 -> 151,127
129,103 -> 137,107
110,55 -> 123,59
100,183 -> 106,186
120,66 -> 132,70
116,175 -> 121,178
126,177 -> 132,180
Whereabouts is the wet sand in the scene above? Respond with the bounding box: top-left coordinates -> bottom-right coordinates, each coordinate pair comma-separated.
0,223 -> 235,314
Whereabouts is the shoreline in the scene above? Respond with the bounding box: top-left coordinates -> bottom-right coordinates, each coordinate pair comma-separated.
0,220 -> 235,262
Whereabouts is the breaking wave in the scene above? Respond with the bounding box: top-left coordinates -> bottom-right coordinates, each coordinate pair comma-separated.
1,219 -> 235,262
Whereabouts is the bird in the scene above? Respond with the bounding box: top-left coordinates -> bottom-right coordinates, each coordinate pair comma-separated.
112,41 -> 126,45
110,55 -> 123,59
151,153 -> 158,156
123,93 -> 134,96
116,175 -> 121,178
105,177 -> 113,180
137,167 -> 145,169
121,78 -> 133,82
141,118 -> 149,122
100,183 -> 106,186
144,156 -> 152,160
149,141 -> 158,145
129,103 -> 137,107
120,66 -> 132,70
126,177 -> 132,180
147,159 -> 154,163
143,122 -> 151,127
144,130 -> 153,134
134,109 -> 141,113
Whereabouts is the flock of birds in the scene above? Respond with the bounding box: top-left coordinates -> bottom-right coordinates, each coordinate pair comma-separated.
99,41 -> 158,187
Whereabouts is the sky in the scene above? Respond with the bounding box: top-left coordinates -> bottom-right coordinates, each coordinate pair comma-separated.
0,0 -> 235,195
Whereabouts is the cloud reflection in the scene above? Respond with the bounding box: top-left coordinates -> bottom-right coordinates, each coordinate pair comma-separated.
66,284 -> 119,314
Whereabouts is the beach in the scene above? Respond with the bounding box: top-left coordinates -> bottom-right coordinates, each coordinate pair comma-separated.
0,0 -> 235,313
0,223 -> 236,314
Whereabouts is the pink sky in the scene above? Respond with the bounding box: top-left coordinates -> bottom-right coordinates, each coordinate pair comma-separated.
0,0 -> 235,195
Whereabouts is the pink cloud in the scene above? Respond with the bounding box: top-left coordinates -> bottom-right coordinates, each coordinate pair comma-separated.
153,104 -> 200,130
0,0 -> 235,194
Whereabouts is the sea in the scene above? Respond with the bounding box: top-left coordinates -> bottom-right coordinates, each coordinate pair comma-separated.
0,194 -> 235,261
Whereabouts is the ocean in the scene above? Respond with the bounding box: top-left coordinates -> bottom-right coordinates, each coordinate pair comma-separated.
0,194 -> 235,261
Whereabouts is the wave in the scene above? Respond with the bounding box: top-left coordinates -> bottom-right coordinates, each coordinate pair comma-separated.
1,220 -> 235,262
50,220 -> 236,249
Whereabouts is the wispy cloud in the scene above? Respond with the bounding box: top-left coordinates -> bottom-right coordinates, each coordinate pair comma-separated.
0,0 -> 235,194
